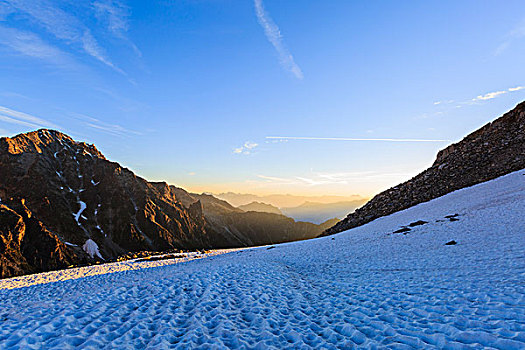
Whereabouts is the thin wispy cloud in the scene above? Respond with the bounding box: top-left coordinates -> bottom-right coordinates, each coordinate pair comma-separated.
81,29 -> 124,74
2,0 -> 126,74
266,136 -> 450,143
74,114 -> 142,137
471,86 -> 525,102
254,0 -> 303,79
0,105 -> 60,129
433,100 -> 454,105
234,141 -> 258,155
94,0 -> 142,57
257,175 -> 294,184
256,171 -> 416,187
0,26 -> 71,64
0,91 -> 32,100
472,90 -> 507,101
419,85 -> 525,121
432,86 -> 525,109
255,174 -> 340,187
495,18 -> 525,55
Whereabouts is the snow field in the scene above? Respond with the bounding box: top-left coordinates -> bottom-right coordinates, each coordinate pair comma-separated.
0,170 -> 523,349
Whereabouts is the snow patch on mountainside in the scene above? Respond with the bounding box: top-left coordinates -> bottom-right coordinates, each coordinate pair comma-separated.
73,201 -> 86,225
82,239 -> 103,260
0,170 -> 523,348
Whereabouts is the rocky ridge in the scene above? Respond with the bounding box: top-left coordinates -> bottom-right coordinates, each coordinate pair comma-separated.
322,101 -> 525,236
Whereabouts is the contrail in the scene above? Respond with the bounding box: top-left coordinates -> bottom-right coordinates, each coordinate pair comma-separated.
254,0 -> 303,79
266,136 -> 451,142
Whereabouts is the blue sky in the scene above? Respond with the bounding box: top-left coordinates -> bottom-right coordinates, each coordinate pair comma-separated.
0,0 -> 524,197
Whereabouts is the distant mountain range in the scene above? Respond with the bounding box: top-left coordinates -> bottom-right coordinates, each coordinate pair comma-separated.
168,189 -> 336,248
215,192 -> 364,208
216,193 -> 367,224
281,200 -> 366,224
235,200 -> 366,224
0,130 -> 335,278
238,202 -> 283,215
323,101 -> 525,236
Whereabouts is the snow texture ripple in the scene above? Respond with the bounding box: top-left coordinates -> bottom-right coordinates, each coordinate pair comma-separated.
0,170 -> 524,349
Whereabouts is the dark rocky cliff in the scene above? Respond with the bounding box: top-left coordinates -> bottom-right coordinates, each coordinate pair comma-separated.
322,101 -> 525,236
0,130 -> 215,278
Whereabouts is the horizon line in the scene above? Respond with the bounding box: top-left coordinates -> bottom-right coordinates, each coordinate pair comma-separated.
266,136 -> 451,142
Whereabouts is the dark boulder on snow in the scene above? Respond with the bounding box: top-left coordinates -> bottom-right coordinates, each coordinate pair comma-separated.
393,227 -> 411,234
408,220 -> 428,227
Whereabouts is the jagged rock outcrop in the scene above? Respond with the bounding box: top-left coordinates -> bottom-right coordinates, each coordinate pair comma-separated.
323,101 -> 525,236
0,201 -> 82,277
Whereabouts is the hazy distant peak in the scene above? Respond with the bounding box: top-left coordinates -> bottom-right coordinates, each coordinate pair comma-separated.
238,201 -> 283,215
215,192 -> 365,208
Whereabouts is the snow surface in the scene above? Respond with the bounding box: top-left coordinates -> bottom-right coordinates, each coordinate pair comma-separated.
82,239 -> 103,260
0,250 -> 239,290
0,170 -> 524,349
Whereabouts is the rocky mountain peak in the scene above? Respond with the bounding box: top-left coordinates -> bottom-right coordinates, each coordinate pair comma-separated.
0,129 -> 106,160
0,129 -> 215,278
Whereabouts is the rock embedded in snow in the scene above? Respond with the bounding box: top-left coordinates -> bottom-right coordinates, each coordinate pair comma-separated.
408,220 -> 428,227
393,227 -> 411,234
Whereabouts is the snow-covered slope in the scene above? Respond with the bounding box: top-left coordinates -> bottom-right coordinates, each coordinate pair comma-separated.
0,170 -> 524,349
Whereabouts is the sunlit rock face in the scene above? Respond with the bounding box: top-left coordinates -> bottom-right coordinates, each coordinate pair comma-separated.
323,101 -> 525,236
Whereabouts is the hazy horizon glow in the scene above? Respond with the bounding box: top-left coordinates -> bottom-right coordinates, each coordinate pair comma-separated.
0,1 -> 524,198
266,136 -> 451,142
